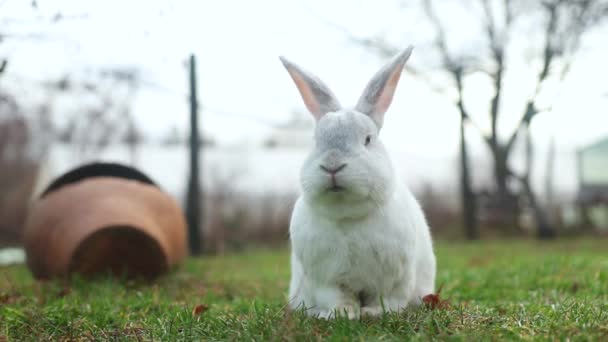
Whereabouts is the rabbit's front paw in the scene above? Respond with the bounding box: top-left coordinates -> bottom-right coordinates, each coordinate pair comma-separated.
361,306 -> 384,317
317,305 -> 359,320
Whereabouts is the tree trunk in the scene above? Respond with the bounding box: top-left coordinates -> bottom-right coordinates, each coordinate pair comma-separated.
545,136 -> 556,223
460,116 -> 478,240
494,147 -> 510,197
521,177 -> 555,239
491,145 -> 519,231
523,128 -> 555,239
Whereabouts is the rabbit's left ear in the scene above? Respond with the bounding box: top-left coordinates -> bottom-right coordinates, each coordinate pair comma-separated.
355,46 -> 413,128
280,56 -> 341,120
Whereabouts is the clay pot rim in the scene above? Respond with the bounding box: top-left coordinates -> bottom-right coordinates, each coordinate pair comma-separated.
41,162 -> 158,198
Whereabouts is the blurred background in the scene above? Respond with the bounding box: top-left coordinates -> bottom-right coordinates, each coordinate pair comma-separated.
1,0 -> 607,254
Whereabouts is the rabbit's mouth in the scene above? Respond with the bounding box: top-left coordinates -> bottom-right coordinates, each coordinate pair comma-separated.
327,185 -> 345,193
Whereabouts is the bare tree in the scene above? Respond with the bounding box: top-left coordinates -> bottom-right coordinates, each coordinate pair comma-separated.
0,2 -> 145,244
120,112 -> 145,165
0,92 -> 44,245
329,0 -> 608,239
52,68 -> 141,160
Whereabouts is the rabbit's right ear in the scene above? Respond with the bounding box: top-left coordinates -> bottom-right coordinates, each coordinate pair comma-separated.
355,46 -> 413,128
280,56 -> 341,120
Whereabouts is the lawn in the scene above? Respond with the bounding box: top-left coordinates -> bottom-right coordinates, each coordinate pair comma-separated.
1,239 -> 607,341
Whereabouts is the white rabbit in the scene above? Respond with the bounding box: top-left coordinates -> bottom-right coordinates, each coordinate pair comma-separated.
280,46 -> 436,319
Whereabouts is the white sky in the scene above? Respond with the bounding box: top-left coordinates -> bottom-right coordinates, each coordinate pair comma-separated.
1,0 -> 607,162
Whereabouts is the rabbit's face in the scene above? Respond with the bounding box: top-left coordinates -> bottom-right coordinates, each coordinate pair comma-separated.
280,47 -> 413,218
300,110 -> 394,212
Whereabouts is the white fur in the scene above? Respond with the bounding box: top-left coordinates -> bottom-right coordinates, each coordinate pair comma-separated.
281,47 -> 436,319
288,173 -> 436,319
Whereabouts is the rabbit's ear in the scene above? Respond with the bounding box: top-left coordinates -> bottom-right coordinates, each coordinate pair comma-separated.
355,46 -> 413,128
280,56 -> 341,120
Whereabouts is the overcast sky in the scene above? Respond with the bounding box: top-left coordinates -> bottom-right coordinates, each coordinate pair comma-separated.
1,0 -> 607,162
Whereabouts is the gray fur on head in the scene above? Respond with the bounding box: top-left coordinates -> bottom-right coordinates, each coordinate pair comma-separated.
280,47 -> 413,219
300,110 -> 395,220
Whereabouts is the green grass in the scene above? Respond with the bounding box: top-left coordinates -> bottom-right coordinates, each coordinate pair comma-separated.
1,239 -> 607,341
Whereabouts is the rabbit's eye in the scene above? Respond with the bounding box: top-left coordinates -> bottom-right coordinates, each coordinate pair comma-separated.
364,135 -> 372,146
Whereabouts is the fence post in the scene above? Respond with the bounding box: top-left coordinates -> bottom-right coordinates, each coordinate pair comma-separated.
186,54 -> 202,255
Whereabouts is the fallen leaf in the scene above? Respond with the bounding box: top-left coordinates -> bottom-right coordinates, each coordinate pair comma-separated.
0,293 -> 11,304
422,284 -> 450,310
0,292 -> 22,305
57,286 -> 71,298
192,304 -> 209,316
570,282 -> 580,293
468,255 -> 492,267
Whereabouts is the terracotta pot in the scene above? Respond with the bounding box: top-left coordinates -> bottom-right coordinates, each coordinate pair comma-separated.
23,162 -> 188,280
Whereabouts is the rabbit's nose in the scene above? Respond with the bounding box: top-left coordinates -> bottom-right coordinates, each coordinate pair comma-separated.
320,163 -> 347,175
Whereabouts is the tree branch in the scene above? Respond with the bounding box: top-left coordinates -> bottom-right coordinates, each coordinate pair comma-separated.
504,0 -> 605,154
505,101 -> 537,154
424,0 -> 492,145
504,0 -> 513,26
306,7 -> 451,96
423,0 -> 452,68
505,1 -> 559,155
453,66 -> 492,144
480,0 -> 509,154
